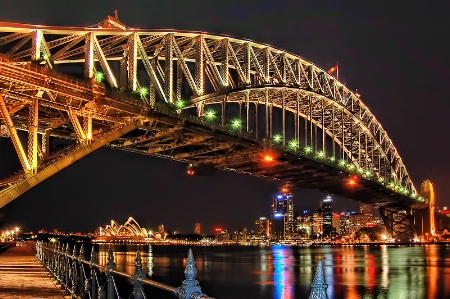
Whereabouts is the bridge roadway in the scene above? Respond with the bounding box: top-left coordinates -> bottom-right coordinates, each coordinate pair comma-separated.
0,242 -> 65,298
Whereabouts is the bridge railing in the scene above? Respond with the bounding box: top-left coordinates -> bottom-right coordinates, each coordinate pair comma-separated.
35,241 -> 212,299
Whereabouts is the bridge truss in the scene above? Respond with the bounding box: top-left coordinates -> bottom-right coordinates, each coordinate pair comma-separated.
0,17 -> 427,240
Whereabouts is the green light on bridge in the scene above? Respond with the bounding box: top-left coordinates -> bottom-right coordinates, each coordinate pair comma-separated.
230,119 -> 242,130
273,134 -> 282,143
138,87 -> 149,97
329,156 -> 335,162
316,151 -> 325,159
288,140 -> 299,150
94,72 -> 105,83
304,146 -> 312,153
204,109 -> 216,120
339,159 -> 346,167
175,99 -> 185,109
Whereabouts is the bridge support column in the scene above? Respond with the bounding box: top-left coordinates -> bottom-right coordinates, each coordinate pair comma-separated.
379,206 -> 417,242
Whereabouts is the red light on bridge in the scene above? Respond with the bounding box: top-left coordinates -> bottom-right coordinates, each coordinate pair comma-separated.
348,176 -> 358,186
263,154 -> 274,162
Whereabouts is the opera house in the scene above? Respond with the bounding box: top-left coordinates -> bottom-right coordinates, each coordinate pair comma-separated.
93,217 -> 162,243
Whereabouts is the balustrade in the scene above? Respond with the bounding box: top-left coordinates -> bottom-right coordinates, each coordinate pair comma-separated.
35,241 -> 212,299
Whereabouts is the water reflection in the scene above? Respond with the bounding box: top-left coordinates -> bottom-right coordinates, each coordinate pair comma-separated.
272,246 -> 294,298
94,244 -> 450,299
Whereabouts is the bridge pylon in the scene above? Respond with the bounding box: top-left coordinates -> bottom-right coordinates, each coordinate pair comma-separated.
379,206 -> 417,242
413,180 -> 436,242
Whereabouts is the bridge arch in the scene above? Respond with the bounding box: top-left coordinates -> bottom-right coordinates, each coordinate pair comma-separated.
0,18 -> 422,222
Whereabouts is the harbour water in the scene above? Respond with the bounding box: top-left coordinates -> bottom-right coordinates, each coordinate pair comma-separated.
96,244 -> 450,299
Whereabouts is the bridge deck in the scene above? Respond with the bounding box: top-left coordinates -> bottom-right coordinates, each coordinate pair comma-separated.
0,243 -> 65,298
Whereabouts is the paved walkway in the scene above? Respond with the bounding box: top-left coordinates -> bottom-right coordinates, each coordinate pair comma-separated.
0,243 -> 64,298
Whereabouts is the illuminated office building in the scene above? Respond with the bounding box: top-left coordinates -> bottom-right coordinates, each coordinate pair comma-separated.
255,217 -> 270,239
321,196 -> 333,238
271,186 -> 294,241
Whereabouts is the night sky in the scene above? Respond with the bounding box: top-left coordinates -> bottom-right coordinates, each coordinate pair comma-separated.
1,1 -> 449,234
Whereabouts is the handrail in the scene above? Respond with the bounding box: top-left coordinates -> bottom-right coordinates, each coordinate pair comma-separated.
35,241 -> 212,299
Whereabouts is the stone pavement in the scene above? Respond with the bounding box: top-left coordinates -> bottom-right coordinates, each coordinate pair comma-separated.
0,243 -> 65,298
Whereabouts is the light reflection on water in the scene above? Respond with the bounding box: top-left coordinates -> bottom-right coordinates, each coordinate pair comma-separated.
96,244 -> 450,299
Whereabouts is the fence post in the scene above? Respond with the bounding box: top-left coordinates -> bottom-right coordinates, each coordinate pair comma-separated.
131,251 -> 146,299
175,249 -> 208,299
90,246 -> 98,299
309,259 -> 328,299
106,247 -> 117,298
71,246 -> 78,298
78,244 -> 86,298
64,244 -> 71,296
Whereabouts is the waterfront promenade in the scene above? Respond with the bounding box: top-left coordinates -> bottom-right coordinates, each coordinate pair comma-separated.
0,243 -> 64,298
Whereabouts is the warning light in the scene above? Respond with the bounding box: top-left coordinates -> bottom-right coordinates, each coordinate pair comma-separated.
263,154 -> 275,163
281,187 -> 289,193
215,228 -> 222,233
348,176 -> 358,186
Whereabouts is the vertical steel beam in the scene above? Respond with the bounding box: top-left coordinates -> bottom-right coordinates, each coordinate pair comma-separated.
295,92 -> 299,142
84,32 -> 94,79
0,94 -> 30,172
246,91 -> 249,133
269,103 -> 273,139
265,89 -> 269,138
255,103 -> 258,139
243,43 -> 251,85
31,30 -> 41,61
176,61 -> 183,100
263,48 -> 270,83
341,110 -> 345,160
282,95 -> 286,147
221,95 -> 226,127
309,96 -> 313,148
321,98 -> 325,153
43,128 -> 51,158
332,105 -> 335,159
221,39 -> 229,87
83,116 -> 92,142
119,57 -> 127,92
164,34 -> 174,103
128,33 -> 138,91
195,35 -> 204,96
27,97 -> 39,174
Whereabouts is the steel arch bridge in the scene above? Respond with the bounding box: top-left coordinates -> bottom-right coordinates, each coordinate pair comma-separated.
0,16 -> 429,241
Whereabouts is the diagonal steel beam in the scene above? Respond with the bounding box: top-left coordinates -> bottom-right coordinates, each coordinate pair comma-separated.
0,120 -> 142,208
0,94 -> 31,172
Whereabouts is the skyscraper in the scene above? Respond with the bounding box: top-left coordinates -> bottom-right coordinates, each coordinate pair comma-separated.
321,195 -> 333,239
271,186 -> 294,241
255,217 -> 270,239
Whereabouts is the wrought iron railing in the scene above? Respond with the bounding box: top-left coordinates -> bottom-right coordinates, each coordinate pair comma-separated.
35,241 -> 212,299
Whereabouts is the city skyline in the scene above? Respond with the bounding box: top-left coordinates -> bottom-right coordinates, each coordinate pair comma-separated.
1,1 -> 449,233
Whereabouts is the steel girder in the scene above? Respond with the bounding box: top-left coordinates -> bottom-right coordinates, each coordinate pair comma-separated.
0,19 -> 420,213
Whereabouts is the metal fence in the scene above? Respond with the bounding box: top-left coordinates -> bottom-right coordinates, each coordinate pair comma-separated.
35,241 -> 211,299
